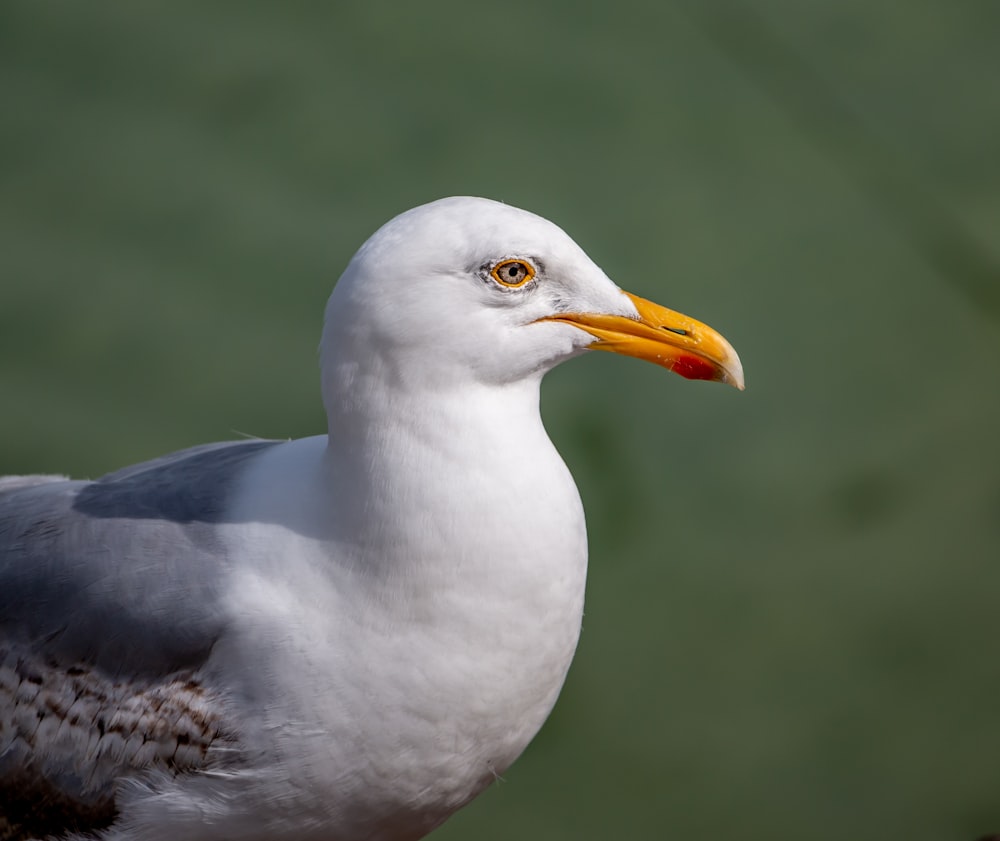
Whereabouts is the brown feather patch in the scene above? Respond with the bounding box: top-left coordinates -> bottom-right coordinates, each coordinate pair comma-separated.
0,643 -> 240,840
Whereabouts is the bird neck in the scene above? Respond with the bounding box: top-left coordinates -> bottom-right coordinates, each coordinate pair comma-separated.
317,370 -> 581,589
323,360 -> 545,461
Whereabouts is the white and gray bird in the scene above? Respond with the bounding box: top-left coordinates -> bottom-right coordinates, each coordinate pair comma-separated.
0,197 -> 743,841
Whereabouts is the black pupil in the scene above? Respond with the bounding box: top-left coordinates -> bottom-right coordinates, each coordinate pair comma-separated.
500,262 -> 526,283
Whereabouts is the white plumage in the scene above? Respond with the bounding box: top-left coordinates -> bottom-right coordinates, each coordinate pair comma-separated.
0,197 -> 742,840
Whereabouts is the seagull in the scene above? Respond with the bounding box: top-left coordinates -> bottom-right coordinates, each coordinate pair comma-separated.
0,196 -> 743,841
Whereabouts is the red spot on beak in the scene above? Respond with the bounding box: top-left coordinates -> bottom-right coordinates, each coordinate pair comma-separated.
672,354 -> 721,382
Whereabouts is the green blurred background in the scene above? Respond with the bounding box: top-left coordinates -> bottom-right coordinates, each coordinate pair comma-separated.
2,2 -> 999,839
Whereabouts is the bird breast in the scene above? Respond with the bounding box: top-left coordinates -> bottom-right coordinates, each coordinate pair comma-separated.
213,404 -> 588,829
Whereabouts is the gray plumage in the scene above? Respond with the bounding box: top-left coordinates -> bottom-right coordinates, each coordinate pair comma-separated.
0,440 -> 277,839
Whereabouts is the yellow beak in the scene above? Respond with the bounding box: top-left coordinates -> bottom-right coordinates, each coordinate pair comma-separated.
540,291 -> 744,390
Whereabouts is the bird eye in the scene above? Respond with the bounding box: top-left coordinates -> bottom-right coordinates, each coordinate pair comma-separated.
490,259 -> 536,289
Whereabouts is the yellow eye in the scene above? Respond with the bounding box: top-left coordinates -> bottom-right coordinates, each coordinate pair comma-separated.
490,259 -> 536,288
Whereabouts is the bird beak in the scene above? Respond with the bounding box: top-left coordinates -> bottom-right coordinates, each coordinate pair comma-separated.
540,291 -> 745,390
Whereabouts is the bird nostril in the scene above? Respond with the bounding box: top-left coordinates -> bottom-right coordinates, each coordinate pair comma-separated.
661,326 -> 688,336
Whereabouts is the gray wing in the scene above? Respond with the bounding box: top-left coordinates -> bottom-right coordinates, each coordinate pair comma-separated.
0,439 -> 279,839
0,439 -> 278,674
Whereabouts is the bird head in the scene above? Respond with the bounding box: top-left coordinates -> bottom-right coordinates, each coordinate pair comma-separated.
321,197 -> 744,400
